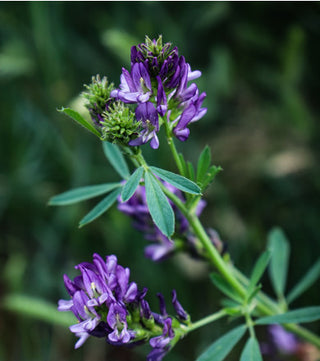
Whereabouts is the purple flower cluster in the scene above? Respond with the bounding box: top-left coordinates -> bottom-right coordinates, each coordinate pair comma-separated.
58,254 -> 189,360
111,35 -> 207,148
118,181 -> 207,261
261,325 -> 298,359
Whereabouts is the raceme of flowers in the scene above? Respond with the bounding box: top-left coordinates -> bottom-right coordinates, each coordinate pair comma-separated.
82,35 -> 207,148
58,253 -> 189,360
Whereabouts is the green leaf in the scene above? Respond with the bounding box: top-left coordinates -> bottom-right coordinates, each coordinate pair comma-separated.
178,152 -> 188,176
267,227 -> 290,297
287,259 -> 320,304
187,161 -> 196,182
197,145 -> 211,183
144,171 -> 174,237
102,141 -> 130,180
58,107 -> 101,137
196,325 -> 246,361
202,165 -> 223,189
150,166 -> 201,195
247,251 -> 271,299
2,294 -> 75,327
79,188 -> 121,227
247,285 -> 262,305
121,167 -> 144,202
256,306 -> 320,325
210,273 -> 243,303
48,183 -> 121,206
240,337 -> 263,361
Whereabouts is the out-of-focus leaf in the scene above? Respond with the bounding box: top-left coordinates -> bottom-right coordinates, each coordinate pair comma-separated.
49,183 -> 121,206
101,29 -> 138,66
267,227 -> 290,298
210,273 -> 243,303
247,251 -> 271,299
196,325 -> 246,361
287,259 -> 320,304
2,294 -> 75,327
240,337 -> 263,361
201,165 -> 223,190
256,306 -> 320,325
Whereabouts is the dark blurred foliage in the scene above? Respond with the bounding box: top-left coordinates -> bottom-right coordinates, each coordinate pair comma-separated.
1,2 -> 320,361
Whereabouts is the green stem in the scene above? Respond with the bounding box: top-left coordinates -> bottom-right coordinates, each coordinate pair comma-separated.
186,309 -> 227,332
167,136 -> 185,176
245,313 -> 256,338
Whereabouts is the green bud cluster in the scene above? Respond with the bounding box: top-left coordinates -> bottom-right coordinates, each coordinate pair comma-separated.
82,75 -> 114,115
138,35 -> 175,64
101,101 -> 140,145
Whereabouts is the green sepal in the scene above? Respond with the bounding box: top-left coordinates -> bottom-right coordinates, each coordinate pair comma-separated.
48,183 -> 121,206
144,171 -> 175,238
196,325 -> 247,361
150,166 -> 201,195
58,107 -> 101,138
121,167 -> 144,202
102,141 -> 130,180
79,188 -> 121,227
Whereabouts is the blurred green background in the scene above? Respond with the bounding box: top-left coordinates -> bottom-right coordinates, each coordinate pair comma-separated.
1,2 -> 320,361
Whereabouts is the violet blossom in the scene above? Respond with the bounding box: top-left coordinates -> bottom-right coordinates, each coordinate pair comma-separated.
58,253 -> 189,361
111,35 -> 207,147
129,102 -> 160,149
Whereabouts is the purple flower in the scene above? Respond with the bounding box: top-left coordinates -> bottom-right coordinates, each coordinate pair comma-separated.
147,346 -> 170,361
129,102 -> 160,149
269,325 -> 298,354
171,290 -> 189,321
58,253 -> 190,360
150,318 -> 174,348
107,303 -> 131,344
111,63 -> 152,104
141,299 -> 152,319
144,237 -> 175,262
172,92 -> 207,142
58,254 -> 139,348
156,76 -> 168,117
148,318 -> 175,361
110,35 -> 207,148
